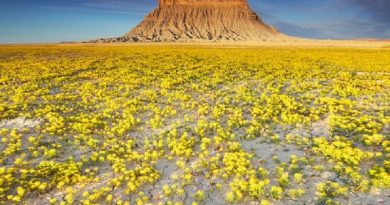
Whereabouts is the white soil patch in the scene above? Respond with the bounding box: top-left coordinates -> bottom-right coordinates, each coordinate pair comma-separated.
0,117 -> 42,130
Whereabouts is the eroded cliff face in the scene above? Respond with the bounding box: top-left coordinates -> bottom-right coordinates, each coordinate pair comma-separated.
158,0 -> 249,7
96,0 -> 285,42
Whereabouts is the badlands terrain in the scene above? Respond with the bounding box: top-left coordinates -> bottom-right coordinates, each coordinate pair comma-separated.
91,0 -> 284,43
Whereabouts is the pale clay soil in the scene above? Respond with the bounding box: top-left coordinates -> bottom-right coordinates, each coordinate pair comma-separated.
1,115 -> 389,205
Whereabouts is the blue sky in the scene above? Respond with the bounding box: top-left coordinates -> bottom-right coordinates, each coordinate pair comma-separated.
0,0 -> 389,43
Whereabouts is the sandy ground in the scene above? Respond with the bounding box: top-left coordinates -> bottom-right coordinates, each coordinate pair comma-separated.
0,117 -> 42,131
1,42 -> 389,204
1,39 -> 390,49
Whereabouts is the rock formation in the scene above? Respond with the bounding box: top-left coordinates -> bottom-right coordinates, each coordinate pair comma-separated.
92,0 -> 285,42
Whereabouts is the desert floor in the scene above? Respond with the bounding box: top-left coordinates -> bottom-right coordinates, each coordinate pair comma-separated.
0,42 -> 389,205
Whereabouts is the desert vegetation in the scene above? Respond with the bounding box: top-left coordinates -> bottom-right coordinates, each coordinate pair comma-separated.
0,45 -> 389,204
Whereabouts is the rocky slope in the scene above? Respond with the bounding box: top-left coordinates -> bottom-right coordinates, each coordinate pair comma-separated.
92,0 -> 286,42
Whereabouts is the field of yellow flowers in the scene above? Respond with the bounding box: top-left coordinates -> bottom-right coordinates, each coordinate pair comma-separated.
0,45 -> 389,205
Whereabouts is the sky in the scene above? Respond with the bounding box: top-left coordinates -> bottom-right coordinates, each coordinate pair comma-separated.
0,0 -> 389,43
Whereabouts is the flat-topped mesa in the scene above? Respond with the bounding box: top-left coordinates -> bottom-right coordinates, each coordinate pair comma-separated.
116,0 -> 285,42
159,0 -> 249,8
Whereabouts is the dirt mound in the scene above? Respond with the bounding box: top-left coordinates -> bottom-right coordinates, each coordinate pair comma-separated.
93,0 -> 286,42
